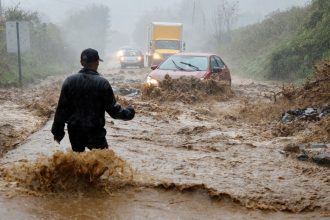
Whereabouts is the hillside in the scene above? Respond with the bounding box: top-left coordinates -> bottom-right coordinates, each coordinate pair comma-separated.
218,0 -> 330,81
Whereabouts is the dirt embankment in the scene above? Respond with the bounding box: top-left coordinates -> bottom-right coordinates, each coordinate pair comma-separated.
282,60 -> 330,106
0,78 -> 62,157
239,60 -> 330,143
273,60 -> 330,142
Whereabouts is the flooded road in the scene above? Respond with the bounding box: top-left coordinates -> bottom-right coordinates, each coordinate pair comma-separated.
0,65 -> 329,219
2,187 -> 328,220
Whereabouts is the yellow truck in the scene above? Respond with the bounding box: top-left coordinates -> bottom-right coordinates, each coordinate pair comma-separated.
147,22 -> 185,66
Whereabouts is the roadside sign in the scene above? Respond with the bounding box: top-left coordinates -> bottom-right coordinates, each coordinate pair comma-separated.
6,21 -> 31,53
5,21 -> 31,87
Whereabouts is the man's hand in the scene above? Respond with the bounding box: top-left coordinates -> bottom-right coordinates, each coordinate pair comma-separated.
54,137 -> 60,144
126,106 -> 135,120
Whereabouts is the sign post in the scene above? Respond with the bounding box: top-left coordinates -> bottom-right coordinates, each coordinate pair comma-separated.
6,21 -> 30,87
16,22 -> 22,87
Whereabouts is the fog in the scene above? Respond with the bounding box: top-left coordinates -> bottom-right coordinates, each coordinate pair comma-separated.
3,0 -> 311,56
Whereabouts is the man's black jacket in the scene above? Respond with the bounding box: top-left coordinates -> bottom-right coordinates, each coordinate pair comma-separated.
51,68 -> 133,142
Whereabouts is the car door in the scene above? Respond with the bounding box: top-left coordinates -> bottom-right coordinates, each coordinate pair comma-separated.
213,56 -> 231,81
210,56 -> 222,78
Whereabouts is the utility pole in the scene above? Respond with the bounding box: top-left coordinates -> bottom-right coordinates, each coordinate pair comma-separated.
192,0 -> 196,26
0,0 -> 2,18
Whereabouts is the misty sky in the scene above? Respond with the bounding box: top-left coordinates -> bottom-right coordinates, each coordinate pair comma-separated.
3,0 -> 310,33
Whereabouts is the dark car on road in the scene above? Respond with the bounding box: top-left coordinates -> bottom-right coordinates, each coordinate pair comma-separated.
146,52 -> 231,86
116,47 -> 144,69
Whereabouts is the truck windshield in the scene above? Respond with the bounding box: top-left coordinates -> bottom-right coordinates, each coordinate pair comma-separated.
155,40 -> 180,50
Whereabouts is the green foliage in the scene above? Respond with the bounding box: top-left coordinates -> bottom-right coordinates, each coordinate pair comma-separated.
217,6 -> 308,80
269,0 -> 330,80
0,6 -> 75,87
5,5 -> 39,23
217,0 -> 330,81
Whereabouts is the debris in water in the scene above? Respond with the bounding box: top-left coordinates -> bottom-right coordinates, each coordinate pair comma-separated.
281,103 -> 330,123
311,143 -> 328,149
283,143 -> 301,153
142,75 -> 233,103
282,143 -> 330,167
313,153 -> 330,167
118,87 -> 140,97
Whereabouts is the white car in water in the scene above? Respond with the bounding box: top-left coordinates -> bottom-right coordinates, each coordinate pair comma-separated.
116,47 -> 144,69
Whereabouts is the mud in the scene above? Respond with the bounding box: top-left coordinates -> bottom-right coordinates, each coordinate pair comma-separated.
142,75 -> 234,104
0,77 -> 62,157
282,60 -> 330,107
238,60 -> 330,143
0,64 -> 329,219
273,60 -> 330,143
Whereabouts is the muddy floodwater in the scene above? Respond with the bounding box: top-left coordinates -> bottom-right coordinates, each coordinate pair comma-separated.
0,65 -> 329,219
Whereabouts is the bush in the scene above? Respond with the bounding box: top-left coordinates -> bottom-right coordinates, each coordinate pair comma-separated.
269,0 -> 330,80
216,0 -> 330,82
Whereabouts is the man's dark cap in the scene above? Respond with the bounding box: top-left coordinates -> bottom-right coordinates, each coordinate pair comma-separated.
81,48 -> 103,63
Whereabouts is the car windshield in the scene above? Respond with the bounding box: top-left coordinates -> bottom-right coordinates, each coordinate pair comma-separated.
155,40 -> 180,50
159,55 -> 208,71
123,50 -> 140,56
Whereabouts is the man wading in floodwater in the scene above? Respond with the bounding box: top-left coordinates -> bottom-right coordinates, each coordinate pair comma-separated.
51,48 -> 135,152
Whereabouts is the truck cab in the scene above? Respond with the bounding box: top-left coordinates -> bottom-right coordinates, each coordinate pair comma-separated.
147,22 -> 185,66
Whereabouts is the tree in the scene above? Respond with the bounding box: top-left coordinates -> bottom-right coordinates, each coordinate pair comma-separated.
212,0 -> 239,43
0,5 -> 75,86
61,5 -> 110,56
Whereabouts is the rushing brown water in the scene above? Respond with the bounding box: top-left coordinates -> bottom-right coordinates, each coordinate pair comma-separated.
0,66 -> 329,219
1,150 -> 134,193
0,121 -> 328,219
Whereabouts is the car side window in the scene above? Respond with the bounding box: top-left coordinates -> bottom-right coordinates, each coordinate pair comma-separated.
215,56 -> 225,68
211,56 -> 220,69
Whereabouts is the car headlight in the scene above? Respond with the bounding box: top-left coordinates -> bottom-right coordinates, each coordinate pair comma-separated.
116,50 -> 124,57
153,53 -> 162,60
138,56 -> 142,61
146,76 -> 159,86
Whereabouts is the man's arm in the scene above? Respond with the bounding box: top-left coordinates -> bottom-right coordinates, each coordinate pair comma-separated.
51,80 -> 71,143
103,81 -> 135,120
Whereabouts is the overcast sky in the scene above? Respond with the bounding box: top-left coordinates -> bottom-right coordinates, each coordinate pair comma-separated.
3,0 -> 310,33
